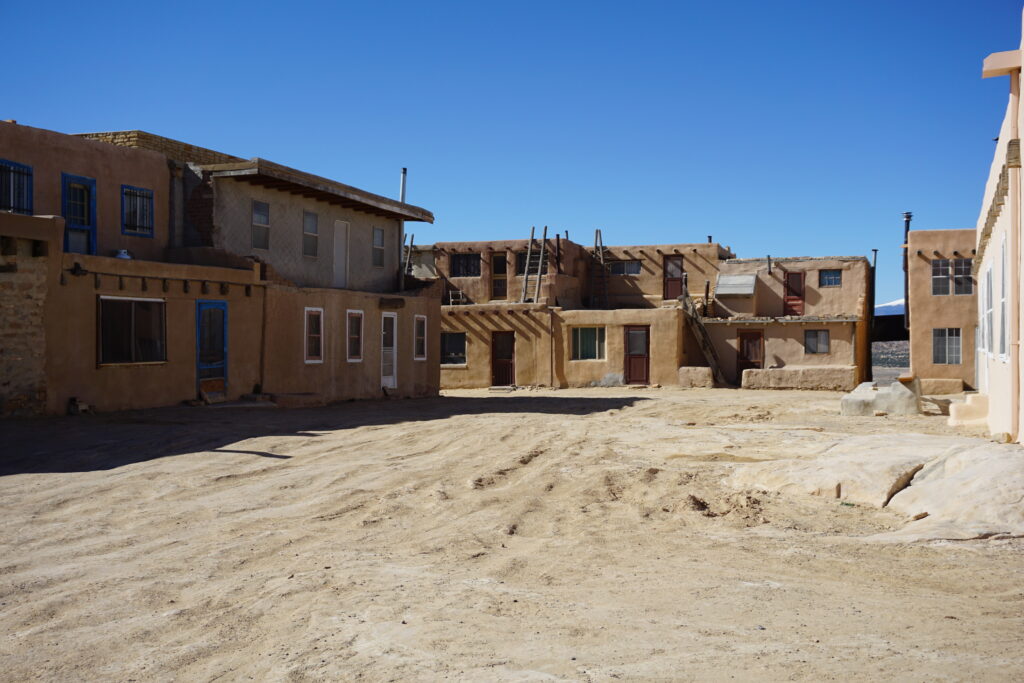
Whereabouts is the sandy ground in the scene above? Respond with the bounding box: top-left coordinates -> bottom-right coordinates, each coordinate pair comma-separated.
0,387 -> 1021,681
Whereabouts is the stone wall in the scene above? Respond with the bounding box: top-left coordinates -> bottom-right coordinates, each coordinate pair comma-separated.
77,130 -> 244,165
0,238 -> 49,415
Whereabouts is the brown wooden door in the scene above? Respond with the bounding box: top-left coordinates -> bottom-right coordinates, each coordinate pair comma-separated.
664,255 -> 685,300
491,331 -> 515,386
624,325 -> 650,384
737,330 -> 764,376
783,271 -> 805,315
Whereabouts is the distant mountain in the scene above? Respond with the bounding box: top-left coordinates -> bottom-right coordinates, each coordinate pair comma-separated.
875,298 -> 905,316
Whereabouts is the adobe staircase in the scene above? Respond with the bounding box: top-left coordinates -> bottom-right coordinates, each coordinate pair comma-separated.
680,289 -> 728,386
589,229 -> 609,309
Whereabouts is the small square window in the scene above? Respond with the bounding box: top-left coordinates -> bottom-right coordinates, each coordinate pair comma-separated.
347,310 -> 363,361
571,327 -> 606,360
303,211 -> 318,258
804,329 -> 830,354
372,227 -> 385,267
414,315 -> 427,360
305,308 -> 324,363
450,253 -> 481,277
441,332 -> 467,365
121,186 -> 154,237
818,269 -> 841,287
252,201 -> 270,250
99,297 -> 166,364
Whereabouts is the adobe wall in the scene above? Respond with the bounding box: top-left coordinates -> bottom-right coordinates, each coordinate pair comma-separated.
601,242 -> 731,307
0,215 -> 62,415
714,257 -> 870,318
262,287 -> 440,400
906,229 -> 978,388
741,365 -> 858,391
0,121 -> 172,261
211,177 -> 403,292
704,320 -> 858,386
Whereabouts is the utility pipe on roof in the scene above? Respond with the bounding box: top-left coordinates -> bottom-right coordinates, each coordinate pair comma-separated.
398,168 -> 407,291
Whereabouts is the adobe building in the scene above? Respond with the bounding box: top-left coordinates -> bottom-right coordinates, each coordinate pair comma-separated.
905,228 -> 977,394
950,22 -> 1024,440
0,121 -> 439,415
417,234 -> 872,391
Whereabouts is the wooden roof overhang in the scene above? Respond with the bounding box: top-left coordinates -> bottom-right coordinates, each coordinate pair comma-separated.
204,159 -> 434,223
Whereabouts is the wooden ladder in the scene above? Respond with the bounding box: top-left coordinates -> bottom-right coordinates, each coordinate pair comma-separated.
680,288 -> 728,386
589,228 -> 609,309
520,226 -> 548,303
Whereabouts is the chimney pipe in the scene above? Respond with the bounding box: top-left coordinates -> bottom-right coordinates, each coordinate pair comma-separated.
399,167 -> 407,203
903,211 -> 912,330
767,255 -> 772,275
707,235 -> 712,244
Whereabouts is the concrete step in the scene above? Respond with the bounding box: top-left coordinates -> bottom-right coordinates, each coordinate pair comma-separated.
948,393 -> 989,427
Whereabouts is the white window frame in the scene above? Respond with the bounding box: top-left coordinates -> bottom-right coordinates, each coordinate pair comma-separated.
985,267 -> 994,358
381,311 -> 398,388
933,327 -> 962,365
413,314 -> 428,361
304,306 -> 324,364
372,227 -> 385,268
346,309 -> 364,363
302,210 -> 318,259
1000,238 -> 1008,360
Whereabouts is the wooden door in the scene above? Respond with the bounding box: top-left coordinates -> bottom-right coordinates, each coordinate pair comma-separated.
491,331 -> 516,386
196,300 -> 228,400
624,325 -> 650,384
783,271 -> 805,315
663,255 -> 685,300
737,330 -> 764,376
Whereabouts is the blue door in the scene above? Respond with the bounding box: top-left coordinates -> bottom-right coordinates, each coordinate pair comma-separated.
61,173 -> 97,254
196,300 -> 228,399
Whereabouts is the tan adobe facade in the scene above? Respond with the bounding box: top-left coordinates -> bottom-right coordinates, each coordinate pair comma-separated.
906,229 -> 977,394
0,122 -> 438,415
424,235 -> 871,391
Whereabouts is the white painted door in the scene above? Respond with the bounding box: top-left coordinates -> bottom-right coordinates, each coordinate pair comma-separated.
381,312 -> 397,389
332,220 -> 349,288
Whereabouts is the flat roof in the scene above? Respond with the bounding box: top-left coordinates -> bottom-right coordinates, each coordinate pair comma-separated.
725,255 -> 868,264
204,159 -> 434,223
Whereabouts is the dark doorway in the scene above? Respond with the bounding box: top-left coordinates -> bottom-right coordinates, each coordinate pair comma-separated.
491,331 -> 515,386
196,300 -> 228,400
624,325 -> 650,384
663,255 -> 685,300
737,330 -> 764,379
783,271 -> 805,315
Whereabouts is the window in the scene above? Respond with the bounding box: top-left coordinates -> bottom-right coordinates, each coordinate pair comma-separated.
62,173 -> 96,254
1000,241 -> 1007,357
953,258 -> 973,295
99,297 -> 166,364
804,329 -> 830,354
252,201 -> 270,250
121,185 -> 154,237
414,315 -> 427,360
441,332 -> 467,365
450,253 -> 482,277
933,328 -> 961,365
0,159 -> 32,214
372,227 -> 385,267
609,260 -> 642,275
305,307 -> 323,363
931,259 -> 950,295
818,269 -> 842,287
985,268 -> 994,355
347,310 -> 363,362
571,327 -> 606,360
515,251 -> 549,275
303,211 -> 318,257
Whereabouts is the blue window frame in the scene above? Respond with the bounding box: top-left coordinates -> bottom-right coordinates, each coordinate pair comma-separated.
0,159 -> 33,214
121,185 -> 154,237
818,269 -> 842,287
61,173 -> 97,254
196,300 -> 229,393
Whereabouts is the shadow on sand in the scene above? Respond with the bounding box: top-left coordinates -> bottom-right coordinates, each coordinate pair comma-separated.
0,394 -> 647,476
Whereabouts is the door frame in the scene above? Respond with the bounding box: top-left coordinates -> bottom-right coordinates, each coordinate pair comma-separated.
61,173 -> 97,254
196,299 -> 229,396
491,330 -> 516,386
736,329 -> 764,377
623,324 -> 650,385
783,271 -> 805,315
381,311 -> 398,389
663,255 -> 685,300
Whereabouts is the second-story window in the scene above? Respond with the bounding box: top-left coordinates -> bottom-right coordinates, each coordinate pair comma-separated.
953,257 -> 973,295
818,269 -> 842,287
252,201 -> 270,250
450,253 -> 481,277
932,258 -> 973,295
931,258 -> 950,295
609,260 -> 641,275
121,186 -> 154,237
303,211 -> 318,257
372,227 -> 385,267
0,159 -> 33,215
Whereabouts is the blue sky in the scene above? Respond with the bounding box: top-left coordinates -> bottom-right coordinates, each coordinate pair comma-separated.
4,1 -> 1022,301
